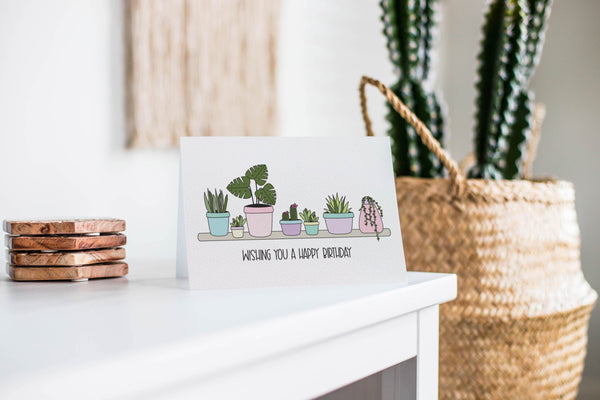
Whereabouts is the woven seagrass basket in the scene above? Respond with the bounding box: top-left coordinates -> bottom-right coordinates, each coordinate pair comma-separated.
359,76 -> 597,400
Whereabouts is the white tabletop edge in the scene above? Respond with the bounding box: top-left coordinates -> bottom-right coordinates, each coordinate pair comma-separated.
0,271 -> 456,400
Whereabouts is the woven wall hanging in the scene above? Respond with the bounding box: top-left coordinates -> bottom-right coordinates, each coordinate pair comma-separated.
125,0 -> 281,147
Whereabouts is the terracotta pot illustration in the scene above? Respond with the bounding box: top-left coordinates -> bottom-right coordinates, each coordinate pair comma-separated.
244,205 -> 274,237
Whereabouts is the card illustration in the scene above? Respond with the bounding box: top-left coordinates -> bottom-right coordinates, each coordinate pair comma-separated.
198,164 -> 390,242
178,137 -> 407,289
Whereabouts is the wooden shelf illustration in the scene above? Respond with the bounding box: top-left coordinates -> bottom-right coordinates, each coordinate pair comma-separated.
197,228 -> 391,242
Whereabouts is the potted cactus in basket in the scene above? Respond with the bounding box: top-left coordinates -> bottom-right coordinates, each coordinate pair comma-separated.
368,3 -> 599,400
204,188 -> 229,237
227,164 -> 277,237
280,203 -> 302,236
323,193 -> 354,235
299,208 -> 320,235
230,215 -> 246,238
358,196 -> 384,240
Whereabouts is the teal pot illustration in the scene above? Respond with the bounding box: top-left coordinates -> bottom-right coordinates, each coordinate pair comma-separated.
244,205 -> 274,237
304,222 -> 319,235
206,212 -> 230,236
280,220 -> 302,236
323,212 -> 354,234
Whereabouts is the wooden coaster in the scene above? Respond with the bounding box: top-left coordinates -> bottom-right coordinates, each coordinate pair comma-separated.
3,219 -> 125,235
7,248 -> 126,266
6,234 -> 127,251
7,262 -> 128,281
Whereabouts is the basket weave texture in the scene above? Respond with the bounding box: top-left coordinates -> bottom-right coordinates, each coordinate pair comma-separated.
359,76 -> 597,400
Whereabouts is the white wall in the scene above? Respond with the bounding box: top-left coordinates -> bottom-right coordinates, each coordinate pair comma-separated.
0,0 -> 179,261
0,0 -> 598,393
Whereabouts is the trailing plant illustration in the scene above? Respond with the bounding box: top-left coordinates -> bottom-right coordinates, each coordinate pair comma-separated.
359,196 -> 384,240
380,0 -> 446,177
379,0 -> 553,180
227,164 -> 277,205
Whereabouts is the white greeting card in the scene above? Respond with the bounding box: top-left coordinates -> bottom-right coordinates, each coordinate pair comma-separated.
176,137 -> 407,290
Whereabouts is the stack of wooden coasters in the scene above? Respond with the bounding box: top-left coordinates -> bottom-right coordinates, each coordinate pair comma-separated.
4,219 -> 128,281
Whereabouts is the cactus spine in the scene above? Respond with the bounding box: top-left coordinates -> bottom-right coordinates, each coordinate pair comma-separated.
471,0 -> 552,179
380,0 -> 446,178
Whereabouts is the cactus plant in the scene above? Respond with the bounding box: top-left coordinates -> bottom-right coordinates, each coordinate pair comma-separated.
380,0 -> 446,177
469,0 -> 553,179
281,204 -> 299,221
379,0 -> 553,180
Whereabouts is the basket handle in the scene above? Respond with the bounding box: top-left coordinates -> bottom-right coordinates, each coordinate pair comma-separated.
359,76 -> 465,196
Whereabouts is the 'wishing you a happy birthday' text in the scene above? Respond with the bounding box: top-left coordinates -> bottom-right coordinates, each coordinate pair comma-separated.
242,247 -> 352,261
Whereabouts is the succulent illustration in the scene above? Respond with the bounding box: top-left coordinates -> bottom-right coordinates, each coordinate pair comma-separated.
324,193 -> 352,214
299,208 -> 319,223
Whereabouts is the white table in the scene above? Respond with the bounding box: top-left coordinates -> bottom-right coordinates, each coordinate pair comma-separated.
0,261 -> 456,400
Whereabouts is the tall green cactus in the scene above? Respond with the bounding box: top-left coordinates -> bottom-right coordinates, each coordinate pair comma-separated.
380,0 -> 446,178
470,0 -> 553,179
503,0 -> 553,178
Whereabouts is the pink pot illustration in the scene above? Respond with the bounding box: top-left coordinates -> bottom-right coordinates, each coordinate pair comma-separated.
358,197 -> 384,239
244,205 -> 274,237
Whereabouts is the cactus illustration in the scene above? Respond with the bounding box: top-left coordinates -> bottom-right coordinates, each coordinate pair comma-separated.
380,0 -> 446,178
470,0 -> 552,179
281,211 -> 290,221
289,203 -> 298,221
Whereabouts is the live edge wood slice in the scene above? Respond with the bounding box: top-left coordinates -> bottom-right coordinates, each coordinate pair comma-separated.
7,262 -> 129,281
6,234 -> 127,251
7,248 -> 126,266
3,219 -> 126,235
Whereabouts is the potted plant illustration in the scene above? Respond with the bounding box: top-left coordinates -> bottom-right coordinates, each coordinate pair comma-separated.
279,203 -> 302,236
358,196 -> 384,240
323,193 -> 354,235
204,188 -> 229,237
299,208 -> 319,235
227,164 -> 277,237
230,215 -> 246,238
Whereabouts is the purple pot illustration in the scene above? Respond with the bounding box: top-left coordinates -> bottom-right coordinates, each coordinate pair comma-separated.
280,220 -> 302,236
323,212 -> 354,234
